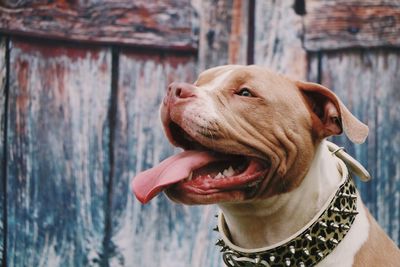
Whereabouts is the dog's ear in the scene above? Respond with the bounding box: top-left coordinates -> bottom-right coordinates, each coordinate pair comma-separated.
296,80 -> 368,144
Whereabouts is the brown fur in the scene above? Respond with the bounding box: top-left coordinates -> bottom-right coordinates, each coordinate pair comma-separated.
353,207 -> 400,266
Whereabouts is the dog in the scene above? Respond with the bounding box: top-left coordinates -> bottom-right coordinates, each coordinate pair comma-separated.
132,65 -> 400,266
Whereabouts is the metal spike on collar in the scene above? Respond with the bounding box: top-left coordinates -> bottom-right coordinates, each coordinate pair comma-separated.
305,233 -> 313,241
285,258 -> 291,266
340,224 -> 350,230
215,238 -> 224,246
330,207 -> 341,213
254,256 -> 261,265
269,255 -> 276,262
317,251 -> 324,259
329,222 -> 339,229
339,208 -> 359,216
289,245 -> 295,254
302,248 -> 310,256
329,238 -> 339,245
318,221 -> 328,228
318,236 -> 326,243
299,262 -> 305,267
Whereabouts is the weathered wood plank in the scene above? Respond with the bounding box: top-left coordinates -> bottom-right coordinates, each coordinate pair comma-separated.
193,0 -> 249,69
304,0 -> 400,51
0,0 -> 198,51
0,36 -> 6,266
6,38 -> 112,266
108,52 -> 223,267
308,50 -> 400,245
254,0 -> 307,80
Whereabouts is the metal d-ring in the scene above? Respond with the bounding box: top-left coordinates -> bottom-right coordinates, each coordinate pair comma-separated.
331,146 -> 345,156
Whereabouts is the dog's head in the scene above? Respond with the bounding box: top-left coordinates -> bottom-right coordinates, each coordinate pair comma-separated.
132,65 -> 368,205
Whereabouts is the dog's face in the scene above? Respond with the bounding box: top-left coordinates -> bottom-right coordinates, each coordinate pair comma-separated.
162,65 -> 314,204
132,65 -> 368,205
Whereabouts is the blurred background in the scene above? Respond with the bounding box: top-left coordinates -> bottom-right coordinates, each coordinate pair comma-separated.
0,0 -> 399,266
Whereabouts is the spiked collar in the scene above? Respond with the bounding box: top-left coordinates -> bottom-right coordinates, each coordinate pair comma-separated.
215,152 -> 361,267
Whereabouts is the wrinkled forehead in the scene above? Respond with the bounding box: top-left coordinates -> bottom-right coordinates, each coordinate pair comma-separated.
195,65 -> 243,89
195,65 -> 295,93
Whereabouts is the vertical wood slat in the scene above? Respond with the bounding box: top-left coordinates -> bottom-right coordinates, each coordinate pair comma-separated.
107,52 -> 223,267
308,50 -> 400,245
193,0 -> 249,70
0,36 -> 6,266
254,0 -> 307,80
6,38 -> 112,266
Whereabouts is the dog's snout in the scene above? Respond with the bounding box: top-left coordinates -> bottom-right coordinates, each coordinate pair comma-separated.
164,82 -> 196,107
168,82 -> 196,99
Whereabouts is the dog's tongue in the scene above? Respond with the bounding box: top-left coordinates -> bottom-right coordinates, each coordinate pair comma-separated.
131,150 -> 221,204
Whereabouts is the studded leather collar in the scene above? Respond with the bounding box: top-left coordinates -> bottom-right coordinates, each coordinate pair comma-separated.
215,159 -> 359,267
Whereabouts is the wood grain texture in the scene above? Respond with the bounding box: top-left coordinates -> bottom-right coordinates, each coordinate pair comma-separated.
0,0 -> 198,51
107,52 -> 223,267
308,50 -> 400,245
6,38 -> 112,266
304,0 -> 400,51
0,36 -> 6,266
193,0 -> 249,70
254,0 -> 307,80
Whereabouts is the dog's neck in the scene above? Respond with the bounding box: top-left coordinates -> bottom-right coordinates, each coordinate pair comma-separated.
218,140 -> 342,248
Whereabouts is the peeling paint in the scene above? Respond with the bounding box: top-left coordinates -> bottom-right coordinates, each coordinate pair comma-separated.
7,38 -> 112,266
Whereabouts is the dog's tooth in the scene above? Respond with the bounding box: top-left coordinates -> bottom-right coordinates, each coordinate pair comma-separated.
222,166 -> 235,177
188,171 -> 193,181
215,172 -> 224,179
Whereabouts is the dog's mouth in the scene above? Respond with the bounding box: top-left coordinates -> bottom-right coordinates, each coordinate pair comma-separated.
132,121 -> 271,204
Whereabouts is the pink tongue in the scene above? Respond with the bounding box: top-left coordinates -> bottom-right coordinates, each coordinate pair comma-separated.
131,150 -> 221,204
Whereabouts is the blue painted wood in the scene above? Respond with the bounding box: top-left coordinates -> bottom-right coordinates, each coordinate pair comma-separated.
107,52 -> 224,267
6,38 -> 112,266
314,50 -> 400,245
0,36 -> 6,266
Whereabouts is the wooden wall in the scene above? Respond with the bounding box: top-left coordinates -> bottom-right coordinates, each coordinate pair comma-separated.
6,39 -> 113,267
0,0 -> 399,266
0,36 -> 6,265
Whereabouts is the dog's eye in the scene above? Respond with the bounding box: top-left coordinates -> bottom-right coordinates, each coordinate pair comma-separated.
236,88 -> 254,97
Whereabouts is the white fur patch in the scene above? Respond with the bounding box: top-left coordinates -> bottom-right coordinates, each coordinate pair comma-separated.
181,70 -> 234,133
200,69 -> 234,92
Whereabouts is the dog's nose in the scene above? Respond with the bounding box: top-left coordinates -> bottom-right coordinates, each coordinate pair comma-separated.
168,82 -> 196,99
